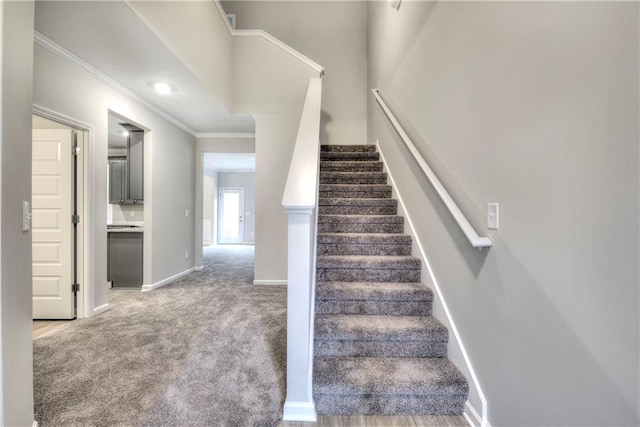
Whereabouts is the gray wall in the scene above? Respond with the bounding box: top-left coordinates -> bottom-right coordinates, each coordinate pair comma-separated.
218,172 -> 255,244
1,2 -> 35,424
368,2 -> 639,426
222,0 -> 368,144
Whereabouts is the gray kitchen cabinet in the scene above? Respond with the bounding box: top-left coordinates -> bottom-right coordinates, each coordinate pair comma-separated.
108,129 -> 143,205
128,130 -> 144,203
107,231 -> 143,288
109,158 -> 127,204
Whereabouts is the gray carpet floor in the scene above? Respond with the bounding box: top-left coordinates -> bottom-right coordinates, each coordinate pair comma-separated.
34,245 -> 286,427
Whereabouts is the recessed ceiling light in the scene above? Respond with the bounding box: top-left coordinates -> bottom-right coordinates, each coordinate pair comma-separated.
153,82 -> 172,94
121,130 -> 129,137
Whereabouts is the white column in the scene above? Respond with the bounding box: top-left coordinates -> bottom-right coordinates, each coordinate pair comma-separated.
282,208 -> 317,422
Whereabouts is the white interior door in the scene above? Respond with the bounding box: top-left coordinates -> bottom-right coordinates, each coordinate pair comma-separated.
32,129 -> 75,319
218,188 -> 244,244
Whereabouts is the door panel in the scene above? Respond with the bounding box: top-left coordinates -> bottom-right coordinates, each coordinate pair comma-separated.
218,188 -> 244,244
32,129 -> 75,319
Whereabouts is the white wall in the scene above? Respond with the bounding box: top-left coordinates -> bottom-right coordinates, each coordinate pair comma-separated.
0,2 -> 35,425
33,44 -> 196,309
222,0 -> 367,144
368,2 -> 639,426
254,112 -> 301,282
126,1 -> 233,108
203,168 -> 218,246
218,172 -> 255,244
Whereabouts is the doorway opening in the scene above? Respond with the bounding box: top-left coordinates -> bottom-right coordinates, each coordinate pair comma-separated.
202,153 -> 255,247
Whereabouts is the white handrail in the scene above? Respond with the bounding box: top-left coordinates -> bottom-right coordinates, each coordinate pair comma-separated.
372,89 -> 492,249
214,1 -> 324,77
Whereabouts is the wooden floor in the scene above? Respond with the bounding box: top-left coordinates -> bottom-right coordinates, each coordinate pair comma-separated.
277,415 -> 468,427
33,289 -> 140,340
34,291 -> 469,427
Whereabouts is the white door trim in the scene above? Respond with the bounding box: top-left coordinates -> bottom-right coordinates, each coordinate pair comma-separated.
33,104 -> 93,319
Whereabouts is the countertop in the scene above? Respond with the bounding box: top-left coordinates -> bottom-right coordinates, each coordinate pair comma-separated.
107,222 -> 144,233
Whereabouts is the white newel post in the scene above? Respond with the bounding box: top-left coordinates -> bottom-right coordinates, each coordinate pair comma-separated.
282,207 -> 317,422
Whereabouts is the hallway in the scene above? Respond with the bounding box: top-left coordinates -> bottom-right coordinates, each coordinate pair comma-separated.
34,245 -> 287,426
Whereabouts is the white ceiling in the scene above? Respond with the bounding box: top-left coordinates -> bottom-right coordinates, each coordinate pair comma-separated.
204,153 -> 255,172
35,1 -> 255,135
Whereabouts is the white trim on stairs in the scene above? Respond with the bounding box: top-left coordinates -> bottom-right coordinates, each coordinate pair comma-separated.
213,0 -> 324,76
282,401 -> 317,422
465,400 -> 491,427
377,141 -> 490,427
141,267 -> 197,292
194,265 -> 204,271
33,421 -> 38,427
253,280 -> 287,286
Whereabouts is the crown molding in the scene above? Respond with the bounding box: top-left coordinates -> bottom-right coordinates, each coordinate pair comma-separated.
34,31 -> 198,137
196,132 -> 255,139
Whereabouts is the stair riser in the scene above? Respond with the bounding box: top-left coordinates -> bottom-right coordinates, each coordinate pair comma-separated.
319,223 -> 403,234
318,206 -> 398,215
318,243 -> 412,256
314,395 -> 466,416
321,145 -> 377,153
316,300 -> 432,316
319,190 -> 392,199
320,176 -> 387,185
321,152 -> 380,161
321,162 -> 383,172
317,269 -> 421,283
314,340 -> 447,358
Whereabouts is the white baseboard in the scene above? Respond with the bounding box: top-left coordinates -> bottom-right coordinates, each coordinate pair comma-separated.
92,303 -> 109,316
194,265 -> 204,271
464,401 -> 489,427
33,420 -> 39,427
253,279 -> 287,286
141,267 -> 196,291
282,401 -> 316,422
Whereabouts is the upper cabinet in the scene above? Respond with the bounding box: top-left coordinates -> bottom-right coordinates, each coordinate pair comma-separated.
108,114 -> 144,205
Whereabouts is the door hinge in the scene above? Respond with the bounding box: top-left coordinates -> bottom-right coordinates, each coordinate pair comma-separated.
71,283 -> 80,293
72,145 -> 80,156
72,214 -> 80,224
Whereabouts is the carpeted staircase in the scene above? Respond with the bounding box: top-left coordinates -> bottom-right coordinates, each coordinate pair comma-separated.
313,144 -> 469,415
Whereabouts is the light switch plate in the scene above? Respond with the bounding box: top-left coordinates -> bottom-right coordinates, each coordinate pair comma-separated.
22,201 -> 31,232
185,209 -> 189,218
488,202 -> 499,230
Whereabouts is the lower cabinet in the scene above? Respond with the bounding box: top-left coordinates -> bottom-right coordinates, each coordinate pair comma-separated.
107,232 -> 143,288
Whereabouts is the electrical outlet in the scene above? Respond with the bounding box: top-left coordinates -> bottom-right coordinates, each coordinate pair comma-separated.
184,250 -> 189,260
185,209 -> 189,218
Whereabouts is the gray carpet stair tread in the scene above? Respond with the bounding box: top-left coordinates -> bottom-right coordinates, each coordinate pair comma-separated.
318,233 -> 411,245
319,215 -> 403,224
319,198 -> 397,207
316,281 -> 433,302
321,152 -> 380,161
321,145 -> 377,152
315,315 -> 447,341
320,161 -> 383,172
317,255 -> 421,270
314,356 -> 468,396
320,184 -> 392,193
